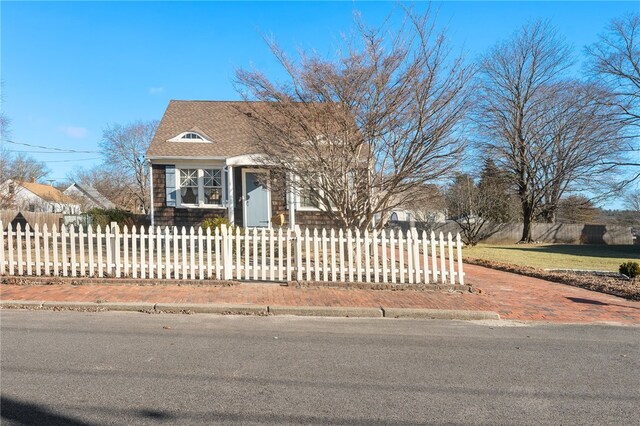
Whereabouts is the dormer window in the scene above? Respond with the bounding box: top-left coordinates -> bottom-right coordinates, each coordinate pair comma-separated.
182,132 -> 203,140
167,131 -> 212,143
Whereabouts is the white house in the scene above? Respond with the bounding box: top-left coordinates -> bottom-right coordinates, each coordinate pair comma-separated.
0,179 -> 80,214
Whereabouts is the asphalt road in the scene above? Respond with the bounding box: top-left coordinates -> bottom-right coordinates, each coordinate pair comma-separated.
1,311 -> 638,425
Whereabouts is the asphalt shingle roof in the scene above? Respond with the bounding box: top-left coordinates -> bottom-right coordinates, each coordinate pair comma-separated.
146,101 -> 265,159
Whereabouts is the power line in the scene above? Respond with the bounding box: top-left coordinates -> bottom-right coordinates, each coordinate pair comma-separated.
6,149 -> 96,154
1,138 -> 99,154
42,157 -> 101,163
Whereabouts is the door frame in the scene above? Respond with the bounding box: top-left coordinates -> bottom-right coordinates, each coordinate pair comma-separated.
241,168 -> 272,228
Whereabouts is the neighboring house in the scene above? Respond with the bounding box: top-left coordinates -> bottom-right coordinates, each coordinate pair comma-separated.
147,100 -> 337,229
386,184 -> 447,225
63,183 -> 116,211
0,179 -> 80,214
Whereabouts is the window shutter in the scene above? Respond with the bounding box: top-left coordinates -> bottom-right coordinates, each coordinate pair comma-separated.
165,165 -> 176,207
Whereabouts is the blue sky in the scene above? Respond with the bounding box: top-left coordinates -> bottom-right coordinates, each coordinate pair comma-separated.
1,1 -> 638,202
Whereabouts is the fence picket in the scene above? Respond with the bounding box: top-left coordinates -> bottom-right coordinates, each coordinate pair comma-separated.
165,227 -> 171,279
304,228 -> 311,281
96,225 -> 103,278
398,230 -> 405,284
16,223 -> 24,275
389,229 -> 396,284
311,228 -> 318,282
173,226 -> 179,279
456,233 -> 465,285
338,229 -> 345,281
214,227 -> 221,280
439,232 -> 446,284
430,232 -> 438,283
406,230 -> 413,284
139,226 -> 146,279
372,229 -> 379,283
268,228 -> 274,281
413,230 -> 421,284
355,229 -> 362,282
87,225 -> 93,277
61,224 -> 68,277
235,227 -> 241,280
131,226 -> 138,278
330,229 -> 337,281
198,227 -> 204,280
25,224 -> 33,276
68,225 -> 76,277
422,231 -> 429,284
147,226 -> 155,279
364,230 -> 370,283
42,223 -> 51,276
252,228 -> 259,281
206,227 -> 212,280
0,221 -> 6,275
347,229 -> 354,282
448,233 -> 455,285
321,229 -> 328,282
8,224 -> 15,275
277,228 -> 284,281
260,228 -> 266,281
380,229 -> 387,283
295,227 -> 303,281
180,227 -> 187,279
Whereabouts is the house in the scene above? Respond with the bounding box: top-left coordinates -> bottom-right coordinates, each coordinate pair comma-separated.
386,184 -> 447,225
146,100 -> 337,229
63,183 -> 116,211
0,179 -> 80,214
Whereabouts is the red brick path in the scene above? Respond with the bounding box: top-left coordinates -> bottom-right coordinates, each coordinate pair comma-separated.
1,264 -> 639,324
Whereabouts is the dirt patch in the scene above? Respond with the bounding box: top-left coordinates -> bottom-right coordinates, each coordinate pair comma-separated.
465,257 -> 640,301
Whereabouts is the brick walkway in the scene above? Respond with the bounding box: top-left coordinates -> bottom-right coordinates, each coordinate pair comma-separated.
1,264 -> 639,324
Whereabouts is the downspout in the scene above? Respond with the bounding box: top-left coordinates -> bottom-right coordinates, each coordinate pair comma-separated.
148,160 -> 154,227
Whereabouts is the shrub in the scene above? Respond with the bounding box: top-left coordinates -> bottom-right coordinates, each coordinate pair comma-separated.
86,208 -> 135,228
619,261 -> 640,279
201,216 -> 243,234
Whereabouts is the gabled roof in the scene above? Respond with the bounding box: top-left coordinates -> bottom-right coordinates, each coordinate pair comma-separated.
64,183 -> 116,209
17,181 -> 77,205
146,101 -> 266,159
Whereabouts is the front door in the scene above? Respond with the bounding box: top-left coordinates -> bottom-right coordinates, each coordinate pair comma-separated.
243,170 -> 270,228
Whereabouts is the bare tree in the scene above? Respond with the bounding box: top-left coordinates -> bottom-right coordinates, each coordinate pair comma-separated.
625,189 -> 640,212
235,7 -> 473,229
65,165 -> 139,211
99,120 -> 158,214
475,21 -> 624,242
445,174 -> 493,246
586,13 -> 640,186
556,195 -> 598,223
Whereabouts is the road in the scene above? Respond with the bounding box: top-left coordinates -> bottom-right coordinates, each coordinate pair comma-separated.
1,311 -> 638,425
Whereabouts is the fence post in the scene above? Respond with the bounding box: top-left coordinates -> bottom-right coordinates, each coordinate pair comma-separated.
0,221 -> 5,276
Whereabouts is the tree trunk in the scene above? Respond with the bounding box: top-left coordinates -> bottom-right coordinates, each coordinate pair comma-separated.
520,203 -> 535,243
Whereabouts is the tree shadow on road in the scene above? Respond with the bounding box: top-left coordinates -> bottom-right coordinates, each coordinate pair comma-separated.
566,296 -> 640,310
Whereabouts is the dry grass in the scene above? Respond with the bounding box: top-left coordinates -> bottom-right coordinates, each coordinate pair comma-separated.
463,244 -> 639,272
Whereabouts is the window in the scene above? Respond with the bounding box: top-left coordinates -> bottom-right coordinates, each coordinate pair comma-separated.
182,132 -> 203,140
203,169 -> 223,205
167,131 -> 212,143
179,169 -> 199,204
178,167 -> 225,207
299,186 -> 320,209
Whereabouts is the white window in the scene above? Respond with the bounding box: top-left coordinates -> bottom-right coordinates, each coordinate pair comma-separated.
167,131 -> 212,143
177,167 -> 225,207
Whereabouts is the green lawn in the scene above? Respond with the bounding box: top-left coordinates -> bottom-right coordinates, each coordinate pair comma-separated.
463,244 -> 640,272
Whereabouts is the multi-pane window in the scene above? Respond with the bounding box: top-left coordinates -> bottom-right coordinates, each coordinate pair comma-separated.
182,132 -> 203,140
299,187 -> 320,209
178,168 -> 224,206
203,169 -> 223,205
179,169 -> 199,204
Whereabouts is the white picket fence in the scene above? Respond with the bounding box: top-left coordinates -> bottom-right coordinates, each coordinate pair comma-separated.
0,221 -> 465,285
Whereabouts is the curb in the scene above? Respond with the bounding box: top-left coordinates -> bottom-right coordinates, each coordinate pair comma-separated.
0,300 -> 499,321
155,303 -> 268,315
268,305 -> 383,318
383,307 -> 500,320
